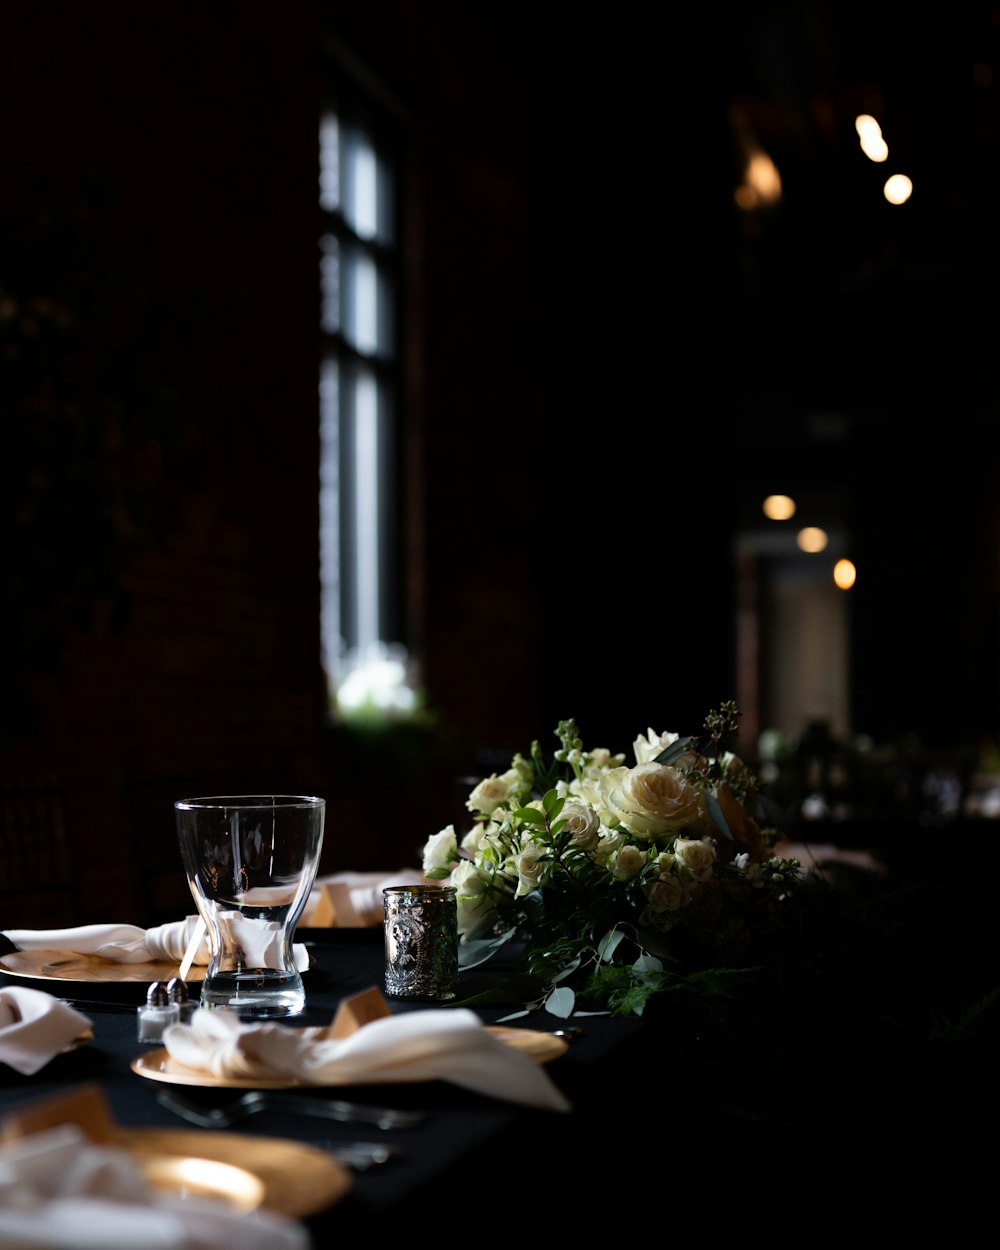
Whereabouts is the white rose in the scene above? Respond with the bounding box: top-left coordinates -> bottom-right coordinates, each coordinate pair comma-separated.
674,836 -> 717,881
500,766 -> 530,798
573,774 -> 604,808
608,843 -> 646,880
449,859 -> 499,936
596,827 -> 628,858
422,825 -> 458,873
461,825 -> 488,854
558,800 -> 600,852
601,762 -> 704,840
466,774 -> 510,816
633,728 -> 679,764
643,876 -> 689,912
512,839 -> 548,898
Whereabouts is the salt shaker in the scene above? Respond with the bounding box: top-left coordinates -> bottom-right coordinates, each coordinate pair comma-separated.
137,981 -> 180,1042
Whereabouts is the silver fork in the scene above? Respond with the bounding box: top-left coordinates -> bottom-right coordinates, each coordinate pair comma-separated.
155,1088 -> 424,1131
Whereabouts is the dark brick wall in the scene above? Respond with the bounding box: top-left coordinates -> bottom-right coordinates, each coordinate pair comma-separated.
0,4 -> 556,924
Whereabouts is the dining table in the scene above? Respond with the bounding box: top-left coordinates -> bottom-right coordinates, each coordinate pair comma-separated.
0,926 -> 651,1238
0,850 -> 996,1239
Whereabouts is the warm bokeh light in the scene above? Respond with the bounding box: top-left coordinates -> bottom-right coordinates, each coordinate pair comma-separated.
855,114 -> 888,162
797,526 -> 828,553
884,174 -> 913,204
762,494 -> 796,520
834,558 -> 857,589
735,148 -> 782,209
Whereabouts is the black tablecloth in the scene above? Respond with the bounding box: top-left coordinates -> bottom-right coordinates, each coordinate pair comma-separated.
1,891 -> 997,1237
0,930 -> 647,1235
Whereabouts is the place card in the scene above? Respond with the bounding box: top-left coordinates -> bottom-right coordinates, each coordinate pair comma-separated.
325,986 -> 392,1038
308,882 -> 374,928
1,1082 -> 117,1143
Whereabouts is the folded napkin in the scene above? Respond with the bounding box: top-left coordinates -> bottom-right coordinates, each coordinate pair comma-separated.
164,1007 -> 572,1113
0,987 -> 93,1075
302,869 -> 428,927
0,1123 -> 309,1250
1,917 -> 309,973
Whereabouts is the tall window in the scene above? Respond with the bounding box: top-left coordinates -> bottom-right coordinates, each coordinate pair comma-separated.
319,85 -> 418,725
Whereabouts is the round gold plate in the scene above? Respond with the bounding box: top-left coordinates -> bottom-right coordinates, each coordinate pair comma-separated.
131,1024 -> 567,1089
485,1025 -> 569,1063
0,950 -> 205,984
138,1152 -> 266,1211
114,1128 -> 352,1216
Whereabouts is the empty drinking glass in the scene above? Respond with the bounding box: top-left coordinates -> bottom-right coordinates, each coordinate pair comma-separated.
175,795 -> 325,1018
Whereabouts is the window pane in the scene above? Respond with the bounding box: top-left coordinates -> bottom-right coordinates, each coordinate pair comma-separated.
319,90 -> 416,725
319,233 -> 340,334
319,114 -> 340,212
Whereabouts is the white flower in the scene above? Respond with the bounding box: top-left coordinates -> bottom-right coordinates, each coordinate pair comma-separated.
595,826 -> 628,858
600,762 -> 704,839
461,825 -> 488,854
608,843 -> 646,880
512,839 -> 548,898
557,800 -> 600,852
449,859 -> 499,936
499,766 -> 530,799
643,876 -> 689,912
466,774 -> 511,816
422,825 -> 458,874
673,836 -> 717,882
633,728 -> 679,764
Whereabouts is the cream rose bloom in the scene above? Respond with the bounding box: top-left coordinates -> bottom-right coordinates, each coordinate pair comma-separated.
461,824 -> 488,855
449,859 -> 498,936
512,839 -> 548,898
465,774 -> 511,816
673,836 -> 717,881
633,728 -> 679,764
557,800 -> 600,852
422,825 -> 458,873
600,762 -> 704,839
608,843 -> 646,880
643,876 -> 689,912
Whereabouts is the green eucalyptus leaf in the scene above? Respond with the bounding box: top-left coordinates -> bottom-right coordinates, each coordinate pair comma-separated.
457,926 -> 517,969
652,737 -> 695,765
632,953 -> 665,982
495,1008 -> 532,1022
545,985 -> 576,1018
705,789 -> 735,840
552,955 -> 581,983
597,929 -> 624,962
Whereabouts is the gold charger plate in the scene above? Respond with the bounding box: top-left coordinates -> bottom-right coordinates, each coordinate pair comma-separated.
485,1025 -> 568,1062
0,950 -> 205,984
114,1127 -> 352,1216
131,1024 -> 568,1089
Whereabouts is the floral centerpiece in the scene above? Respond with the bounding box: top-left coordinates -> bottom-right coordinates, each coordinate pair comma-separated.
421,702 -> 802,1019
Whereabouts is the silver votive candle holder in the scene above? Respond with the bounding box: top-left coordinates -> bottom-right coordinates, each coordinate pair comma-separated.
383,884 -> 458,1001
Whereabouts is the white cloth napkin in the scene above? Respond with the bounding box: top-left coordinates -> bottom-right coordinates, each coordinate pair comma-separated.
163,1007 -> 572,1113
1,918 -> 309,973
0,988 -> 93,1075
0,1123 -> 309,1249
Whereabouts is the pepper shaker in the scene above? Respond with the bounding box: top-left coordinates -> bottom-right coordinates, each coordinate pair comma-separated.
165,976 -> 196,1024
137,981 -> 180,1042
